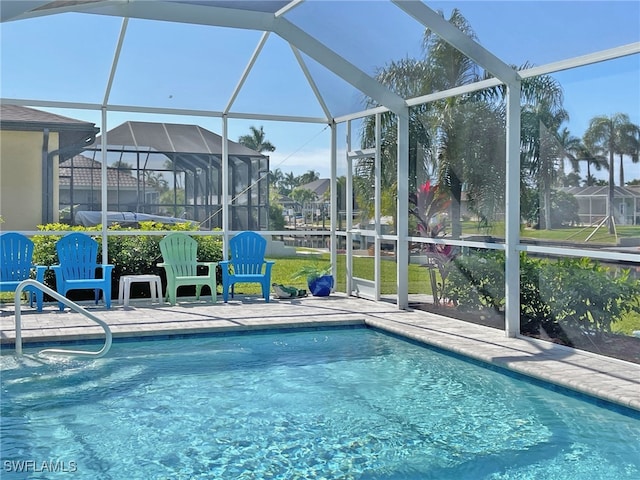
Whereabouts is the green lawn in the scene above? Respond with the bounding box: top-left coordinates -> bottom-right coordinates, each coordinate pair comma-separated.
461,220 -> 640,244
261,253 -> 433,296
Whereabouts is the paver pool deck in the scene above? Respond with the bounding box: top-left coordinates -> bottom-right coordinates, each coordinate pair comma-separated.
1,293 -> 639,412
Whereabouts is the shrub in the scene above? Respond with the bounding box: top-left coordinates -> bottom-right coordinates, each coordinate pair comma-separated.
519,255 -> 559,337
534,257 -> 640,339
446,250 -> 640,342
447,249 -> 505,312
32,222 -> 223,299
549,190 -> 580,228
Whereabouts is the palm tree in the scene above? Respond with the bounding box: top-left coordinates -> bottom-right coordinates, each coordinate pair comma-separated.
268,167 -> 285,194
520,99 -> 568,229
360,9 -> 498,238
360,9 -> 569,235
359,59 -> 434,228
436,98 -> 505,236
238,125 -> 276,153
298,170 -> 320,185
571,140 -> 608,187
420,9 -> 488,238
584,113 -> 636,233
112,159 -> 133,174
617,122 -> 640,186
283,171 -> 298,194
516,67 -> 567,230
557,127 -> 582,181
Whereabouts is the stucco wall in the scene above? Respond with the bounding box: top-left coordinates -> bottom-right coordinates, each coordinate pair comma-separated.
0,130 -> 59,231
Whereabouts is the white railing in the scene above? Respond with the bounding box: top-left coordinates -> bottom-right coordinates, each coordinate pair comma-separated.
14,279 -> 112,358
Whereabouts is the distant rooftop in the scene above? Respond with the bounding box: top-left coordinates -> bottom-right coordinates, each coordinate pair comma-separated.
0,104 -> 94,126
90,121 -> 266,157
59,154 -> 148,189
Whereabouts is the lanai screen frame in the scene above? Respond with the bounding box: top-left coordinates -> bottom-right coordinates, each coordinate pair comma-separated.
2,1 -> 639,339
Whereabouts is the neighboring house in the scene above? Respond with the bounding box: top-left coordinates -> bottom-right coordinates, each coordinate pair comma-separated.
562,186 -> 640,226
297,178 -> 331,223
299,178 -> 330,199
58,154 -> 159,222
0,105 -> 98,230
277,194 -> 301,224
82,121 -> 269,231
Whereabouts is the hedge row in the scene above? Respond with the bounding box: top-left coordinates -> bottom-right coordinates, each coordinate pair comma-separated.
32,222 -> 223,300
446,250 -> 640,341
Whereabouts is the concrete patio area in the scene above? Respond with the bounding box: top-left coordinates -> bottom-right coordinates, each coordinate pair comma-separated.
1,293 -> 639,412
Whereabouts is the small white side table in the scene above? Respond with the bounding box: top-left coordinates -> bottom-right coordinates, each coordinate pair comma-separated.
118,274 -> 163,307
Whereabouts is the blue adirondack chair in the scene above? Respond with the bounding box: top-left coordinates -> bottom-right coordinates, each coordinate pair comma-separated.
0,232 -> 47,311
50,232 -> 114,310
220,231 -> 274,303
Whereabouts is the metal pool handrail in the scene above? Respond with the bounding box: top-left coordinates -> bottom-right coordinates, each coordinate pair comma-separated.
14,279 -> 112,358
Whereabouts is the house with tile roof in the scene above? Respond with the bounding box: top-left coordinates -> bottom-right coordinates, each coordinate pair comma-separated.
58,154 -> 159,223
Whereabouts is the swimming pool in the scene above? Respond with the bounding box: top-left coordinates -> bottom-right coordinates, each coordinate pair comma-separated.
2,327 -> 639,479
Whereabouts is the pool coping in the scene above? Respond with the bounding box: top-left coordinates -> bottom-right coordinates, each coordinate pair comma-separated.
2,294 -> 639,412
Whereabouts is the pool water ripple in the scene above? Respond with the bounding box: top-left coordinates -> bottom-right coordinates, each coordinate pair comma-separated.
1,328 -> 639,479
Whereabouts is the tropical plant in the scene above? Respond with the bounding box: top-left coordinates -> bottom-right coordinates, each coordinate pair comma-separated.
557,127 -> 582,180
289,187 -> 317,219
283,171 -> 298,194
535,257 -> 640,341
291,262 -> 332,283
410,180 -> 450,237
447,249 -> 505,312
549,190 -> 579,227
562,172 -> 582,187
436,98 -> 505,236
410,180 -> 457,305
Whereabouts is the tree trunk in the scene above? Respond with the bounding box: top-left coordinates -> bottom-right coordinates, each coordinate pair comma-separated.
543,181 -> 552,230
619,154 -> 625,187
450,173 -> 462,239
608,151 -> 615,234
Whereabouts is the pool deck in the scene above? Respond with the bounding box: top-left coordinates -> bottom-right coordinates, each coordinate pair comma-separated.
2,293 -> 639,412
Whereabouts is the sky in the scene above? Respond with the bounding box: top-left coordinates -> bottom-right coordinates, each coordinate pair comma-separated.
1,1 -> 639,183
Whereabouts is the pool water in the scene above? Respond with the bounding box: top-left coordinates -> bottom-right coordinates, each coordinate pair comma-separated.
2,328 -> 639,479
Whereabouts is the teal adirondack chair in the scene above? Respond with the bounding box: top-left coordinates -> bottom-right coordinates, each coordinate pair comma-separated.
50,232 -> 114,310
0,232 -> 47,311
220,231 -> 274,303
157,232 -> 218,305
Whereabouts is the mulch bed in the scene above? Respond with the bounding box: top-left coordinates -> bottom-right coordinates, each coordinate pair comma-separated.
410,303 -> 640,365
